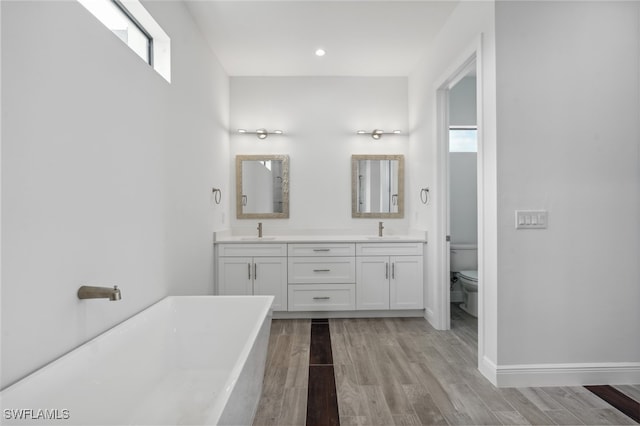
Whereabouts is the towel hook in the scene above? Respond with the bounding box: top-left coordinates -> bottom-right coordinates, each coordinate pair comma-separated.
212,188 -> 222,204
420,187 -> 430,205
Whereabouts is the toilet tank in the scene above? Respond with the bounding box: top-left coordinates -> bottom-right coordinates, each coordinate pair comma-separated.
450,244 -> 477,272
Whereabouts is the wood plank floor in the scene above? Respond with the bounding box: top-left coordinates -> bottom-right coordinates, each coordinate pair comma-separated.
253,306 -> 639,425
585,386 -> 640,423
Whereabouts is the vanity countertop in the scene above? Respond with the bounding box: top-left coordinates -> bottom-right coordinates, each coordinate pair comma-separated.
214,234 -> 427,244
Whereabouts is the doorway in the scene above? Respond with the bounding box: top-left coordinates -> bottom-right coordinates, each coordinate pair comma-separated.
434,50 -> 481,347
448,76 -> 478,316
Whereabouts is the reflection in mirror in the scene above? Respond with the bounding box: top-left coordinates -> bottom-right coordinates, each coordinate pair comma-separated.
352,155 -> 404,218
236,155 -> 289,219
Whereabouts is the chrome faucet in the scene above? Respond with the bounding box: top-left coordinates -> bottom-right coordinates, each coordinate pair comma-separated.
378,221 -> 384,237
77,285 -> 121,301
257,222 -> 263,238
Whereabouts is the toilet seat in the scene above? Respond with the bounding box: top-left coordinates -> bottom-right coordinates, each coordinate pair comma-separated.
458,270 -> 478,282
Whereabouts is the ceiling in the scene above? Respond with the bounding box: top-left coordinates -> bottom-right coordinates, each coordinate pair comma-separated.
183,1 -> 460,77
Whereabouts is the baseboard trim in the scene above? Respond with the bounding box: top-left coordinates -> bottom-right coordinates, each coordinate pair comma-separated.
479,356 -> 498,386
425,307 -> 435,324
273,309 -> 424,320
495,362 -> 640,388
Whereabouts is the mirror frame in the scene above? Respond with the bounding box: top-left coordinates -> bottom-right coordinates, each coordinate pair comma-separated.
351,154 -> 404,218
236,154 -> 290,219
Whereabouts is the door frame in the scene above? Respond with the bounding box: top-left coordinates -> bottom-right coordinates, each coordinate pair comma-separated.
434,38 -> 483,351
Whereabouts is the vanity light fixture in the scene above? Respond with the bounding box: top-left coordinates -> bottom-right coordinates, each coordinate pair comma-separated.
237,129 -> 284,140
356,129 -> 402,140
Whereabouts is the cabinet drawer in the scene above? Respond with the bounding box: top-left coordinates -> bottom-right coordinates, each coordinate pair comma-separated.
288,243 -> 355,257
356,242 -> 423,256
217,243 -> 287,257
288,284 -> 356,311
288,257 -> 356,284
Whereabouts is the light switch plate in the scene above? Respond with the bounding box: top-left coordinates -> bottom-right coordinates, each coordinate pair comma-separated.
515,210 -> 548,229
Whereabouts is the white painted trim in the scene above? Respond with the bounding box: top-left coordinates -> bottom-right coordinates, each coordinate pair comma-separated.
479,355 -> 498,386
472,33 -> 490,387
424,307 -> 436,324
495,362 -> 640,388
434,88 -> 450,331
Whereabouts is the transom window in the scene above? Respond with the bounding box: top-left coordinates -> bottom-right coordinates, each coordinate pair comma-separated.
78,0 -> 171,82
449,127 -> 478,153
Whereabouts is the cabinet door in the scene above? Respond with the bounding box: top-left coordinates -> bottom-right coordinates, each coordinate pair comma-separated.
217,257 -> 253,295
253,257 -> 288,311
356,257 -> 390,310
390,256 -> 423,309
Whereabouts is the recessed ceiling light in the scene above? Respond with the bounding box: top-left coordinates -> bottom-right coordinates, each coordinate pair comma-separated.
315,48 -> 326,57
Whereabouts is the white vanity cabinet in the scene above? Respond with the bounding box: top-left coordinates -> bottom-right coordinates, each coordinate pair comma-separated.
356,243 -> 424,310
287,243 -> 356,311
214,237 -> 426,315
216,244 -> 288,311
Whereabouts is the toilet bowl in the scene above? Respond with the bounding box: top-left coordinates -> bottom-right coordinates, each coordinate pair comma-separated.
458,270 -> 478,317
450,244 -> 477,307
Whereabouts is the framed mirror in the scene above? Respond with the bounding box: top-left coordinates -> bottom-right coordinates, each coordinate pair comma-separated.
236,155 -> 289,219
351,154 -> 404,218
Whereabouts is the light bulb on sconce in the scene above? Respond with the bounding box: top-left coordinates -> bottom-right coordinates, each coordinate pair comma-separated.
237,129 -> 284,139
356,129 -> 403,139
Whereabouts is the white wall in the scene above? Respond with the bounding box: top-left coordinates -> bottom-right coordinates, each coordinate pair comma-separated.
1,1 -> 228,388
146,1 -> 230,296
450,153 -> 477,245
229,77 -> 410,235
449,76 -> 477,127
495,1 -> 640,381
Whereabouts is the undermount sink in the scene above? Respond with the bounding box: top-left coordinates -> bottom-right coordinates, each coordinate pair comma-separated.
240,236 -> 277,241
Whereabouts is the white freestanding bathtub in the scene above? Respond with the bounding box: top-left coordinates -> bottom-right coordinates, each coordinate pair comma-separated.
0,296 -> 273,425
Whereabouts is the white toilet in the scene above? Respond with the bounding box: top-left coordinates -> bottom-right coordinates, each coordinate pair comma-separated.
450,244 -> 478,317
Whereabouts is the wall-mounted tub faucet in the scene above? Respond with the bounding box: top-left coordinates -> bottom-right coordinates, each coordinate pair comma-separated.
257,222 -> 263,238
379,221 -> 384,237
77,285 -> 121,301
